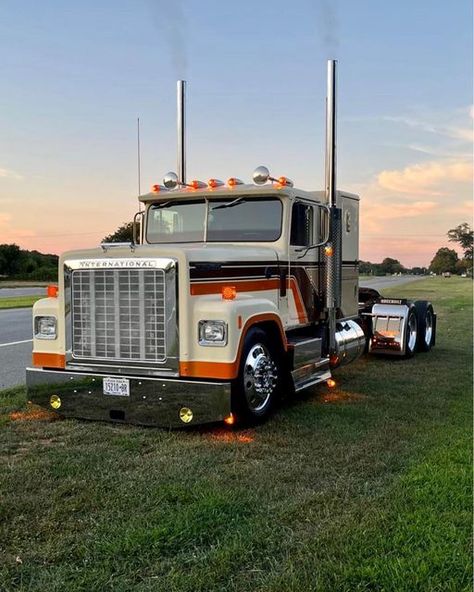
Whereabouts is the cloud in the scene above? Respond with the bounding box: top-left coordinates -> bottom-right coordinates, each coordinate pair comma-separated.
0,167 -> 22,180
376,159 -> 473,195
380,111 -> 473,144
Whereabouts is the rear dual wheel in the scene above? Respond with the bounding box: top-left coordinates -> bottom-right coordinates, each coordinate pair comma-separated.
414,301 -> 435,352
404,301 -> 435,358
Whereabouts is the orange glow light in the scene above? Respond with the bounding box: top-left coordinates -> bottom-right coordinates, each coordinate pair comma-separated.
190,179 -> 200,189
47,285 -> 59,298
208,178 -> 223,188
227,177 -> 243,187
224,413 -> 235,425
327,378 -> 336,388
222,286 -> 237,300
278,176 -> 288,186
151,184 -> 161,193
324,245 -> 334,256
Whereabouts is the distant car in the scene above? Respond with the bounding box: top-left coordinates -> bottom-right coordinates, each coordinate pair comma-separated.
461,273 -> 467,278
442,272 -> 451,278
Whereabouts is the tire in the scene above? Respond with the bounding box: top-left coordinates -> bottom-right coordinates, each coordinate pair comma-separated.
414,301 -> 435,352
231,327 -> 282,425
403,306 -> 418,358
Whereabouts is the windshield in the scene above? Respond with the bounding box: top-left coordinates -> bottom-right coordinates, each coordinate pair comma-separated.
146,197 -> 282,243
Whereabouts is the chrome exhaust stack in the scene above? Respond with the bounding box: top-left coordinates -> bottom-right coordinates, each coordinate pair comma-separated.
177,80 -> 186,185
325,60 -> 342,358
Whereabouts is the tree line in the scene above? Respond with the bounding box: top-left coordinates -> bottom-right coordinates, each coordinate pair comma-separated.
2,222 -> 471,281
0,244 -> 58,281
361,223 -> 472,276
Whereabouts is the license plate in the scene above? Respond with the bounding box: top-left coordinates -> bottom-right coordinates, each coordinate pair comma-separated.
103,377 -> 130,397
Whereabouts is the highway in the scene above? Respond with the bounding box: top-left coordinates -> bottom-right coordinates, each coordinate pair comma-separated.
0,308 -> 32,389
359,274 -> 425,291
0,275 -> 426,390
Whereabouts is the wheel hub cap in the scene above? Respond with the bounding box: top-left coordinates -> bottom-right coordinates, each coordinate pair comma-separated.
243,344 -> 278,412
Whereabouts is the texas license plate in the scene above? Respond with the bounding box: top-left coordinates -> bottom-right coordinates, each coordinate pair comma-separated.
103,377 -> 130,397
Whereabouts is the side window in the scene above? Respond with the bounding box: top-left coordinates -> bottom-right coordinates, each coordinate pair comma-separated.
290,202 -> 313,246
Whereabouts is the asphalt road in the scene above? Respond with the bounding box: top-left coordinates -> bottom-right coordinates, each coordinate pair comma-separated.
359,275 -> 425,291
0,275 -> 425,390
0,308 -> 32,389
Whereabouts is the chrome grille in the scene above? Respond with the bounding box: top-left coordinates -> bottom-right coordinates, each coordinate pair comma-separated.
71,269 -> 166,362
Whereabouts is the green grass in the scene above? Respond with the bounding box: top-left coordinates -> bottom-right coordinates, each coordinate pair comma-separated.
0,277 -> 471,591
0,296 -> 43,309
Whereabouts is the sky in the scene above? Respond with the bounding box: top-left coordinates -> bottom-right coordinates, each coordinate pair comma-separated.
0,0 -> 472,267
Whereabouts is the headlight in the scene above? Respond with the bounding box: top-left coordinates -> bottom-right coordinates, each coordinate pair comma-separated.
34,316 -> 57,340
199,320 -> 227,346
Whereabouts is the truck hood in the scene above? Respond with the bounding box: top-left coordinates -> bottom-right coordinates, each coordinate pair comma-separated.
60,243 -> 280,267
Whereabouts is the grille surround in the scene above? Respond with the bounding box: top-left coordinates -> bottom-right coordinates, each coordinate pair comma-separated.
65,258 -> 177,369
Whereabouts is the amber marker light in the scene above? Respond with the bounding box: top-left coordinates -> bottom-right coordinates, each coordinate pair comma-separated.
151,184 -> 161,193
208,178 -> 223,188
47,285 -> 59,298
327,378 -> 336,389
224,413 -> 235,425
190,180 -> 206,190
324,245 -> 334,256
222,286 -> 237,300
227,177 -> 243,187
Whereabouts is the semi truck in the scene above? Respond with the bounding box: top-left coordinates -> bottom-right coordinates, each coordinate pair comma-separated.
26,61 -> 436,427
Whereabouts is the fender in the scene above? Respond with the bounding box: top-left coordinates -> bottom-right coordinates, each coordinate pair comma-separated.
179,312 -> 287,380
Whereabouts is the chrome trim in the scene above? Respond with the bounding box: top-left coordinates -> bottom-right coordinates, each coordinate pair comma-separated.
369,302 -> 410,356
177,80 -> 186,184
34,315 -> 57,340
334,320 -> 365,366
198,320 -> 228,347
26,367 -> 231,428
64,258 -> 178,372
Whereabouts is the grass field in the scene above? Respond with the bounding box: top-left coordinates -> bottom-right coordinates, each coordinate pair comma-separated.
0,277 -> 472,591
0,296 -> 43,310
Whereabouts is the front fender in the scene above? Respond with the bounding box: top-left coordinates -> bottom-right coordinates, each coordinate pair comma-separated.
31,297 -> 65,368
180,294 -> 285,379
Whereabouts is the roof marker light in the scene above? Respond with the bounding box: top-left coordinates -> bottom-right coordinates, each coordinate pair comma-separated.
190,180 -> 206,190
151,184 -> 166,193
227,177 -> 244,187
277,176 -> 294,187
208,178 -> 224,188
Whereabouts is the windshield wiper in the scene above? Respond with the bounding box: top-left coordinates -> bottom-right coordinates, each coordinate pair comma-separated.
211,197 -> 246,211
151,201 -> 172,210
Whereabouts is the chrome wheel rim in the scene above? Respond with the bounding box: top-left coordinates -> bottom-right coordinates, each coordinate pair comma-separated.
407,313 -> 417,352
424,310 -> 433,347
243,343 -> 278,412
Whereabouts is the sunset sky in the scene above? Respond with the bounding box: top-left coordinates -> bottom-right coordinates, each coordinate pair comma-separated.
0,0 -> 472,267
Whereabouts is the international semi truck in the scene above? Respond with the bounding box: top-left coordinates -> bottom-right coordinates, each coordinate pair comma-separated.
26,61 -> 436,427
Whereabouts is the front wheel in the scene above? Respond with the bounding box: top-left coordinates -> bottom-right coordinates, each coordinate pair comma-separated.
231,328 -> 282,425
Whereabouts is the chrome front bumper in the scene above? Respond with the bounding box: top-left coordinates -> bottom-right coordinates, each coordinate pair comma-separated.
26,368 -> 231,428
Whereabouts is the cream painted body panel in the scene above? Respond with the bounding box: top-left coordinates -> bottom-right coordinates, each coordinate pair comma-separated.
31,185 -> 361,372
